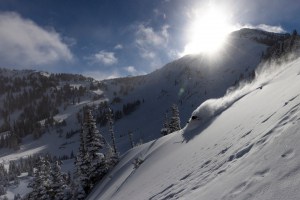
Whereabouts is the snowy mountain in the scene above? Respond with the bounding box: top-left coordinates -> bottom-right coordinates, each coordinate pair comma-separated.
100,28 -> 276,152
88,46 -> 300,200
0,28 -> 299,199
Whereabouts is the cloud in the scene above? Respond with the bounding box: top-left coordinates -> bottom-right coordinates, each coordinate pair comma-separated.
0,12 -> 73,67
240,23 -> 286,33
140,51 -> 156,59
123,66 -> 138,75
86,50 -> 118,65
135,24 -> 170,69
135,24 -> 169,48
114,44 -> 123,49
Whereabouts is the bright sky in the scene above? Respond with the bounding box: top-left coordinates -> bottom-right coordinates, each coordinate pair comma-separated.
0,0 -> 299,80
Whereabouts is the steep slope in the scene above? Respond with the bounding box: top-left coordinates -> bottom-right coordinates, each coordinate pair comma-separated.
88,56 -> 300,200
103,28 -> 280,152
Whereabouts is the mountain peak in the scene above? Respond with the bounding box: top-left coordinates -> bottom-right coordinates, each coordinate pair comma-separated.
230,28 -> 290,46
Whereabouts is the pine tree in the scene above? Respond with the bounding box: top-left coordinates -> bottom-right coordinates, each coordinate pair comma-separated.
74,109 -> 108,195
107,108 -> 118,155
74,129 -> 89,195
105,145 -> 119,170
292,29 -> 298,36
73,181 -> 86,200
14,194 -> 21,200
0,185 -> 6,196
8,161 -> 21,182
49,161 -> 70,200
160,112 -> 170,136
128,131 -> 134,148
0,163 -> 8,195
27,156 -> 51,200
105,108 -> 119,169
84,109 -> 106,187
0,165 -> 7,196
169,104 -> 181,133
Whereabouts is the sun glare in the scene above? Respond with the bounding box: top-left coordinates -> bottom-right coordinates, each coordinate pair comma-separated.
183,6 -> 234,55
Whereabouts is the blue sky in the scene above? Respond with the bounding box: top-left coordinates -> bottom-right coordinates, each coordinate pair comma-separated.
0,0 -> 299,79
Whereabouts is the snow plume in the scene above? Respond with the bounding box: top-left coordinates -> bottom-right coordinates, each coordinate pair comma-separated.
185,56 -> 297,131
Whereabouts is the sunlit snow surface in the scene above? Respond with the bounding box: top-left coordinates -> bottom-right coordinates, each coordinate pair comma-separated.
89,57 -> 300,200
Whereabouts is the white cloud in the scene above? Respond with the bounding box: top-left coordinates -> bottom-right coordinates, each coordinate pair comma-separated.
135,24 -> 170,48
135,24 -> 170,64
239,23 -> 286,33
0,12 -> 73,67
114,44 -> 123,49
140,51 -> 156,59
123,66 -> 138,75
86,50 -> 118,65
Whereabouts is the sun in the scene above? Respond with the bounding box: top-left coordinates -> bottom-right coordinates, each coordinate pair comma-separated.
182,6 -> 234,55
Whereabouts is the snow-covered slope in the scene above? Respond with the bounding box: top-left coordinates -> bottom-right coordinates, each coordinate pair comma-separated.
88,56 -> 300,200
103,28 -> 276,152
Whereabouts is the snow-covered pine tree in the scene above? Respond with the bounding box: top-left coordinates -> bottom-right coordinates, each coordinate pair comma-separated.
106,108 -> 119,168
74,128 -> 89,195
49,161 -> 71,200
73,182 -> 86,200
128,130 -> 134,148
26,156 -> 51,200
8,160 -> 20,182
0,163 -> 8,195
107,108 -> 118,155
169,104 -> 181,133
83,109 -> 106,190
14,194 -> 21,200
0,184 -> 6,196
105,145 -> 119,170
160,112 -> 170,136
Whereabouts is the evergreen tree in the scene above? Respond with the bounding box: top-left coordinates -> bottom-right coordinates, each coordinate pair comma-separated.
73,181 -> 86,200
27,156 -> 51,200
84,109 -> 106,187
160,112 -> 170,136
293,29 -> 298,36
49,161 -> 71,200
128,131 -> 134,148
74,129 -> 89,195
0,164 -> 7,196
75,109 -> 108,195
105,108 -> 119,169
0,185 -> 6,196
105,145 -> 119,170
0,163 -> 8,190
169,104 -> 181,133
107,108 -> 118,154
14,194 -> 21,200
8,160 -> 21,182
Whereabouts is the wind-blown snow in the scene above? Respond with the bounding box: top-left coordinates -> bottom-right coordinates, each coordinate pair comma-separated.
89,56 -> 300,200
186,57 -> 296,131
